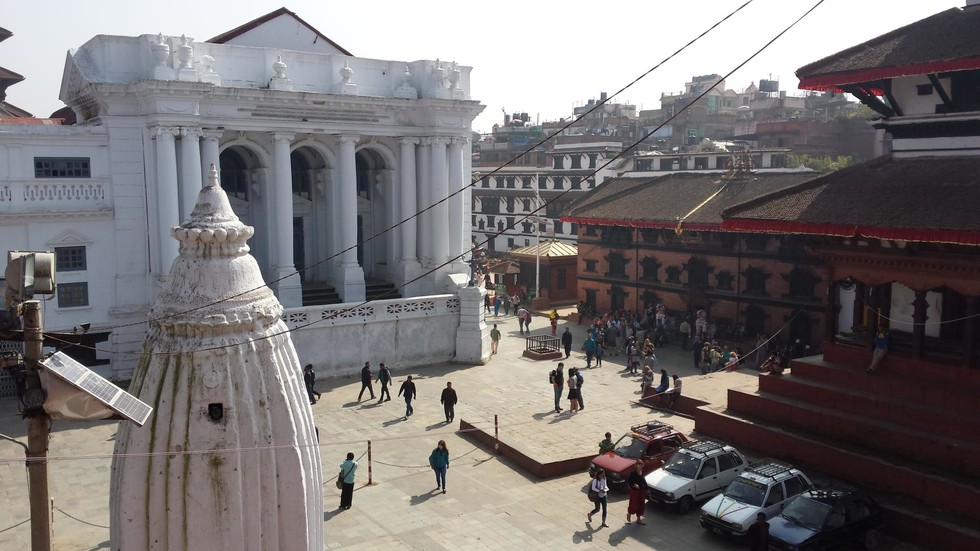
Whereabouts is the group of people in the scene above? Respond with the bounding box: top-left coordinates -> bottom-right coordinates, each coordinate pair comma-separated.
586,461 -> 648,528
549,362 -> 588,414
341,362 -> 458,422
336,439 -> 453,510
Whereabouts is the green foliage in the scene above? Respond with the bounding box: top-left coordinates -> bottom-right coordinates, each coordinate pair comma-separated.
786,154 -> 853,172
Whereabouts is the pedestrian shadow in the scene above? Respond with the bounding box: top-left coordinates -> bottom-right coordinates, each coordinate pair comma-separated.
409,490 -> 439,506
606,524 -> 630,546
343,401 -> 363,408
323,508 -> 344,522
82,541 -> 110,551
358,402 -> 384,410
572,528 -> 594,543
425,421 -> 450,431
548,413 -> 574,424
382,417 -> 407,427
531,411 -> 554,420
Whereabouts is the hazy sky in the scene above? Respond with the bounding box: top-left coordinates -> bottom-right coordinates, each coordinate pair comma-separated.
1,0 -> 964,133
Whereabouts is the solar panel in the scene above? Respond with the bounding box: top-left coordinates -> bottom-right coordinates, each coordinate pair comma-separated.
41,351 -> 152,426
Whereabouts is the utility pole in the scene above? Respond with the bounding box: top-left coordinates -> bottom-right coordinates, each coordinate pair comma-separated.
23,300 -> 52,551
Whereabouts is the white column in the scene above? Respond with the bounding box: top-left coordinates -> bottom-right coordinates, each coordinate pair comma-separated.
398,138 -> 419,262
416,139 -> 432,266
448,137 -> 466,271
200,129 -> 223,184
153,125 -> 180,275
336,135 -> 365,302
179,127 -> 203,222
272,132 -> 302,307
430,137 -> 450,264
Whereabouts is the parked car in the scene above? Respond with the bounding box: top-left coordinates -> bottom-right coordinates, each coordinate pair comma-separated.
645,439 -> 746,514
699,460 -> 812,537
589,421 -> 687,487
768,488 -> 884,550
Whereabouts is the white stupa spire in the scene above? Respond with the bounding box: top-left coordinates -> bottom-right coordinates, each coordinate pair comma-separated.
110,167 -> 323,549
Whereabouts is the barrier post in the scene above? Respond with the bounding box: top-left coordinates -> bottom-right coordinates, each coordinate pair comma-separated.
367,440 -> 374,485
494,414 -> 500,453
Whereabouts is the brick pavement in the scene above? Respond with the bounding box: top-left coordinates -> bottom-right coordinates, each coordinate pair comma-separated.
0,308 -> 920,550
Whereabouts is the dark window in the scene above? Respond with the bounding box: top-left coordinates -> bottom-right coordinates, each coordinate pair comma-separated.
745,267 -> 769,295
717,453 -> 737,472
553,155 -> 564,169
640,229 -> 659,243
57,282 -> 89,308
538,177 -> 547,190
694,157 -> 709,169
916,84 -> 933,96
697,458 -> 718,479
523,199 -> 531,211
601,227 -> 632,247
716,271 -> 734,291
640,257 -> 661,282
686,257 -> 710,288
765,483 -> 785,507
844,498 -> 872,522
506,197 -> 515,212
636,159 -> 653,171
481,177 -> 490,188
784,476 -> 808,498
570,155 -> 582,169
745,236 -> 768,251
55,246 -> 87,272
290,151 -> 312,200
34,157 -> 91,178
552,176 -> 564,190
665,266 -> 681,284
605,252 -> 629,278
483,199 -> 500,214
610,286 -> 627,311
716,156 -> 731,169
787,268 -> 818,298
570,177 -> 582,190
589,153 -> 599,169
584,226 -> 598,237
507,238 -> 514,248
585,288 -> 597,310
522,176 -> 533,189
660,159 -> 675,171
570,223 -> 578,235
556,268 -> 567,290
219,149 -> 250,200
771,154 -> 787,168
506,177 -> 516,189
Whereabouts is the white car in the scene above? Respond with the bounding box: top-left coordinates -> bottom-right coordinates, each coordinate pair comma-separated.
645,439 -> 746,514
699,460 -> 813,537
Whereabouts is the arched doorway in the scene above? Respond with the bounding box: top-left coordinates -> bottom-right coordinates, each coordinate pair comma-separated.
289,147 -> 330,284
355,148 -> 391,280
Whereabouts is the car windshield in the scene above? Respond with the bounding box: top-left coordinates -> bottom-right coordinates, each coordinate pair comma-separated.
782,497 -> 831,530
613,435 -> 645,459
724,478 -> 767,507
663,452 -> 700,479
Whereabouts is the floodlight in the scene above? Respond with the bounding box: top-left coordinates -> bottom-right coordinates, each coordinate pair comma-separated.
4,251 -> 57,308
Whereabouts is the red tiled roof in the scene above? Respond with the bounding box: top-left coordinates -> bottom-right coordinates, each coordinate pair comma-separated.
721,156 -> 980,245
797,7 -> 980,92
207,7 -> 353,56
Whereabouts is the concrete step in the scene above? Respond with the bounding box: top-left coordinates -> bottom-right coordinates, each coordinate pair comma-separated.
758,373 -> 980,442
787,356 -> 980,414
725,388 -> 978,475
365,282 -> 400,301
823,342 -> 980,388
695,405 -> 980,537
301,285 -> 341,306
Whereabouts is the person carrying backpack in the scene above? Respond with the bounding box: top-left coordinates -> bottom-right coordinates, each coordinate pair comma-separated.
549,363 -> 565,413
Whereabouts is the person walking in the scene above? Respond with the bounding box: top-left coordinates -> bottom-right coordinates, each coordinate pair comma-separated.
587,469 -> 609,527
377,362 -> 392,403
575,368 -> 585,410
679,318 -> 691,350
583,334 -> 597,368
398,375 -> 417,419
747,512 -> 770,551
503,293 -> 512,316
567,367 -> 581,413
595,343 -> 605,367
484,293 -> 492,314
549,363 -> 565,413
517,306 -> 529,335
626,338 -> 638,373
303,364 -> 320,405
549,309 -> 559,336
692,337 -> 703,372
493,294 -> 501,317
357,362 -> 375,401
338,452 -> 357,510
626,460 -> 647,525
440,382 -> 458,423
490,324 -> 501,355
428,440 -> 450,494
561,327 -> 573,358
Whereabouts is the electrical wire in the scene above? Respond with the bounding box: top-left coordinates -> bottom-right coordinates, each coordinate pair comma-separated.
30,0 -> 759,344
40,0 -> 826,361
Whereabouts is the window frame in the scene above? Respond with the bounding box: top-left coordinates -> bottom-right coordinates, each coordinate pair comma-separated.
57,282 -> 90,308
34,157 -> 91,178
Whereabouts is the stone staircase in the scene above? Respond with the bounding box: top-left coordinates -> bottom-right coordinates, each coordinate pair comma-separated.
695,342 -> 980,549
365,281 -> 400,302
301,284 -> 341,306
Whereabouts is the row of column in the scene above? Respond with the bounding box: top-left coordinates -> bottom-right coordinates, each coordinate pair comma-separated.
151,126 -> 223,272
151,126 -> 469,302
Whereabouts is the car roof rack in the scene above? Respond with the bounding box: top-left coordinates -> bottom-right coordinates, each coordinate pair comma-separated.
747,459 -> 795,479
630,421 -> 673,436
681,439 -> 726,455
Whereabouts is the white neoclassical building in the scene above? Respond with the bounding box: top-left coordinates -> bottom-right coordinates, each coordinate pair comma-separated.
0,8 -> 488,379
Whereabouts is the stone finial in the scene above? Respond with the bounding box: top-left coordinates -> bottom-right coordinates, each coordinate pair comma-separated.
200,55 -> 216,73
402,64 -> 412,87
177,35 -> 193,69
206,163 -> 219,188
448,61 -> 461,90
273,55 -> 288,80
430,58 -> 445,87
152,34 -> 170,66
340,61 -> 353,84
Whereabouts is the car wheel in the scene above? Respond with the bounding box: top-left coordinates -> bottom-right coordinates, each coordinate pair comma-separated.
677,496 -> 693,514
863,528 -> 881,549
